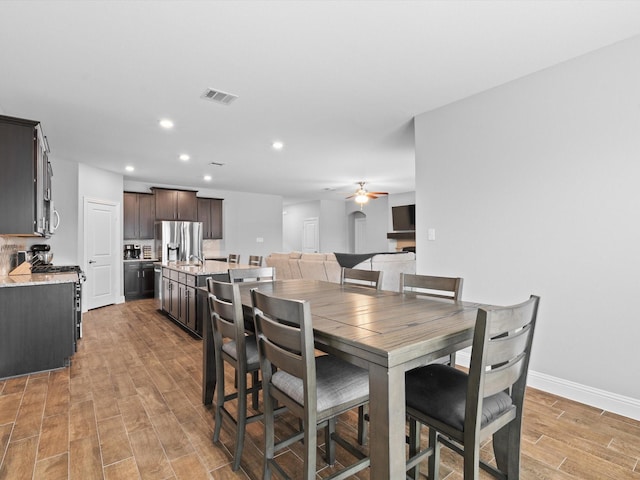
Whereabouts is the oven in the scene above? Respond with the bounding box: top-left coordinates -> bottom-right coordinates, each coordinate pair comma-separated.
30,264 -> 85,348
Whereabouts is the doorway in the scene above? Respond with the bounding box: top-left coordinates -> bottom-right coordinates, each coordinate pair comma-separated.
349,211 -> 367,253
83,198 -> 119,310
302,217 -> 319,253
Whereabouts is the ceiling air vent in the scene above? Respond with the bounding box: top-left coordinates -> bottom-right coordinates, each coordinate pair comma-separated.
209,161 -> 225,167
201,88 -> 238,105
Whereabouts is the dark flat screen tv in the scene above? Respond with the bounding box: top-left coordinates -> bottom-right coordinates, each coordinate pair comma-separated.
392,204 -> 415,231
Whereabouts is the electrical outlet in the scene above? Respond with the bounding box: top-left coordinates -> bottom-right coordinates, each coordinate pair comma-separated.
427,228 -> 436,241
256,237 -> 264,243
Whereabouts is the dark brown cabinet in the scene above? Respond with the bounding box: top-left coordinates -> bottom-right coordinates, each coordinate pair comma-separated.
197,197 -> 223,239
124,261 -> 155,300
0,282 -> 75,378
161,266 -> 210,336
178,282 -> 197,332
153,188 -> 198,221
0,114 -> 52,236
124,192 -> 155,239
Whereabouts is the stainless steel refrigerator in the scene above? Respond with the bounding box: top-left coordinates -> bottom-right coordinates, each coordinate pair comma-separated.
154,221 -> 203,263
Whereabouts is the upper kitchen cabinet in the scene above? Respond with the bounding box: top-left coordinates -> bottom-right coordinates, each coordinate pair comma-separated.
0,114 -> 53,237
124,192 -> 155,239
197,197 -> 223,239
152,188 -> 198,221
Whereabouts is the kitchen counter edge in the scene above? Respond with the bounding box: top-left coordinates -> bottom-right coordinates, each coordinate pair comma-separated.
0,272 -> 79,287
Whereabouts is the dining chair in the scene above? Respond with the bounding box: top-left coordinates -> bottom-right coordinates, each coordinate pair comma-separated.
400,272 -> 463,301
207,281 -> 263,471
400,272 -> 464,365
251,288 -> 370,480
340,267 -> 383,289
405,295 -> 540,480
228,253 -> 240,264
229,266 -> 275,283
248,254 -> 263,266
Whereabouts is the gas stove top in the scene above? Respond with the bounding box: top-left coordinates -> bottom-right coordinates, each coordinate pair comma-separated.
30,264 -> 86,283
31,264 -> 83,274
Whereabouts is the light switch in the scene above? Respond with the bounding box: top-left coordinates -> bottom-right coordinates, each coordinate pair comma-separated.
427,228 -> 436,241
256,237 -> 264,243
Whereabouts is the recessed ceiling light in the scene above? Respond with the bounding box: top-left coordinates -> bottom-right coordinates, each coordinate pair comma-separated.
272,141 -> 284,150
179,154 -> 190,161
159,118 -> 174,129
204,175 -> 212,181
125,166 -> 134,172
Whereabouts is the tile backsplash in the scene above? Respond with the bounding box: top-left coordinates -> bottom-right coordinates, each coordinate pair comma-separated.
0,237 -> 27,275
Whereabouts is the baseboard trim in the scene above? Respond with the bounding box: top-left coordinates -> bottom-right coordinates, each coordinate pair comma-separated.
455,351 -> 640,421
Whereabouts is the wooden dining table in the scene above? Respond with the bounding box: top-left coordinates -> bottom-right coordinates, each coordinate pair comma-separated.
201,279 -> 482,479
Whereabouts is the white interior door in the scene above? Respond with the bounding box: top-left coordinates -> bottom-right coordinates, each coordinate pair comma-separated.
84,198 -> 118,310
302,217 -> 319,253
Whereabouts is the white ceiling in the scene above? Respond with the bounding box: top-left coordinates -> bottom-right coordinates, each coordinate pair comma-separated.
2,1 -> 640,204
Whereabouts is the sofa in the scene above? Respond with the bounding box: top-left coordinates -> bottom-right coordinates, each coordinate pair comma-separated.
265,251 -> 416,292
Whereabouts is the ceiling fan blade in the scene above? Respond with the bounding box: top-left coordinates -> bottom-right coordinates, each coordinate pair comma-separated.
368,194 -> 379,199
345,194 -> 356,199
369,191 -> 389,195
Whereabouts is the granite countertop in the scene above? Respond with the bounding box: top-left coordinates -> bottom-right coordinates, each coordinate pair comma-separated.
160,260 -> 249,276
0,272 -> 79,287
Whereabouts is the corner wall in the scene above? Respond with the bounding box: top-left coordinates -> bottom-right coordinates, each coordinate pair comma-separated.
415,36 -> 640,416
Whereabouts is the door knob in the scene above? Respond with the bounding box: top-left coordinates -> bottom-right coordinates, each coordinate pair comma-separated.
89,260 -> 96,264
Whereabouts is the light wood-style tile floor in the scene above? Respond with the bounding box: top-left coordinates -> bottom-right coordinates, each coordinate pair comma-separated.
0,298 -> 639,479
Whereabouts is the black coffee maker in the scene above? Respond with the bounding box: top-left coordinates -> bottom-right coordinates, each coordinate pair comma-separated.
124,244 -> 141,259
124,244 -> 135,259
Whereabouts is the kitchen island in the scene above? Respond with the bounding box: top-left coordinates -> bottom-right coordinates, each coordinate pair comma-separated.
158,260 -> 252,337
0,272 -> 77,379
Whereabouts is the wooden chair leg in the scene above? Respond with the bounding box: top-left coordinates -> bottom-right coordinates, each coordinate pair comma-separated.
325,417 -> 336,465
212,362 -> 225,442
251,371 -> 260,410
428,427 -> 441,480
462,435 -> 481,480
263,389 -> 275,480
357,405 -> 368,445
304,417 -> 317,480
449,351 -> 457,366
407,419 -> 421,480
232,371 -> 248,471
494,419 -> 522,478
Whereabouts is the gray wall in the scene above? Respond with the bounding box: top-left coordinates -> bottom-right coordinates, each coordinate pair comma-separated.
415,35 -> 640,404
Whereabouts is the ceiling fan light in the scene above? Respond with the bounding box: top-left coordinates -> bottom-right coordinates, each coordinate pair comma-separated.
355,194 -> 369,204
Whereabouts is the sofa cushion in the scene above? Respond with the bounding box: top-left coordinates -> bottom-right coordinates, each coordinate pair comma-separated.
299,259 -> 328,281
300,253 -> 327,262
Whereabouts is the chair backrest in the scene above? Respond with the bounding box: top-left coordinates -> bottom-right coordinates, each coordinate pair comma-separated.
467,295 -> 540,433
207,281 -> 247,360
251,289 -> 316,412
229,266 -> 276,283
341,267 -> 382,290
400,273 -> 463,301
248,255 -> 263,267
228,253 -> 240,264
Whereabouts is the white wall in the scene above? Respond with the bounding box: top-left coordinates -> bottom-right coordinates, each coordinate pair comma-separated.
47,157 -> 79,265
415,36 -> 640,410
319,200 -> 347,253
283,201 -> 320,252
124,181 -> 283,263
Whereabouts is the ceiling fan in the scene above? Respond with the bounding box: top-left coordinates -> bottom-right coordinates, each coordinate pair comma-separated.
346,182 -> 388,208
